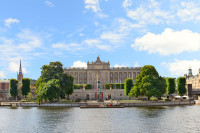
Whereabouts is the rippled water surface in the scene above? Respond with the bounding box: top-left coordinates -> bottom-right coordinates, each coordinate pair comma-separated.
0,105 -> 200,133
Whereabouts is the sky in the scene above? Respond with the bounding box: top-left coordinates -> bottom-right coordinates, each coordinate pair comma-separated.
0,0 -> 200,80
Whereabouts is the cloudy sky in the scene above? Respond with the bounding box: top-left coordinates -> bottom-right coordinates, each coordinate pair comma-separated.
0,0 -> 200,79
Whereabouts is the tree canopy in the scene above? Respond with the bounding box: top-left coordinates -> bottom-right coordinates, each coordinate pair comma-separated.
166,77 -> 175,95
129,65 -> 166,99
36,61 -> 74,103
176,77 -> 186,96
9,79 -> 18,99
21,78 -> 31,98
124,78 -> 133,96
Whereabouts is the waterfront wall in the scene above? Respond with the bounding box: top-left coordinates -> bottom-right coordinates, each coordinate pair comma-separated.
10,101 -> 195,107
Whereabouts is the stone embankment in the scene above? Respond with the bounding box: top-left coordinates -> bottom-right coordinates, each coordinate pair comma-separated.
0,100 -> 195,107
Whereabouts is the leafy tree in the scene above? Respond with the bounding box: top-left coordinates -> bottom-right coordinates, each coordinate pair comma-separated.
9,79 -> 18,99
85,84 -> 92,89
21,78 -> 31,98
166,77 -> 175,95
153,76 -> 166,99
124,78 -> 133,96
177,77 -> 186,96
27,92 -> 33,101
36,61 -> 74,102
129,65 -> 166,99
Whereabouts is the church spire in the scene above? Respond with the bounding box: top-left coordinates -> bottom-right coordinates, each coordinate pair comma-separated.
19,59 -> 22,74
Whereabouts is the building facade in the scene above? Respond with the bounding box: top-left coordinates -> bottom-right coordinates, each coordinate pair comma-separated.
184,67 -> 200,89
64,56 -> 141,89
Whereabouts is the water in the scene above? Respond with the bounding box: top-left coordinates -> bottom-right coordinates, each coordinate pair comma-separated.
0,105 -> 200,133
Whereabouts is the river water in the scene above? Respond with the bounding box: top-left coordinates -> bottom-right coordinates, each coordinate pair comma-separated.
0,105 -> 200,133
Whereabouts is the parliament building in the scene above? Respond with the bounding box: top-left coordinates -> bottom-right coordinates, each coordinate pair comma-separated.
64,56 -> 141,89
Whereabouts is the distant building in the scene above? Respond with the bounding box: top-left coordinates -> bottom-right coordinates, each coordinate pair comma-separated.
64,56 -> 141,89
17,59 -> 23,82
184,67 -> 200,89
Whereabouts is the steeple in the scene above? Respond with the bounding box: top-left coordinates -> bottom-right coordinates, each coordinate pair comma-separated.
188,66 -> 192,76
19,59 -> 22,74
17,59 -> 23,81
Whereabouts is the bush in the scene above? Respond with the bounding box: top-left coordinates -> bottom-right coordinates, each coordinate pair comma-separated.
75,98 -> 81,102
74,84 -> 83,89
85,84 -> 92,89
150,97 -> 158,101
163,98 -> 171,101
104,83 -> 115,89
115,83 -> 124,89
21,99 -> 28,102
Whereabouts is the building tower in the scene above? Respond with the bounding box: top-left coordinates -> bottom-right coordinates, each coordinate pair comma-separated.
17,59 -> 23,82
188,66 -> 193,77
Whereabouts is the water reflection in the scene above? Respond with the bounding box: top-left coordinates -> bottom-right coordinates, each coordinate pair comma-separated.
0,106 -> 200,133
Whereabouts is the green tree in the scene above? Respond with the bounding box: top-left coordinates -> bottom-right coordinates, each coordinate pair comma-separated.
60,74 -> 74,100
21,78 -> 31,98
129,65 -> 166,99
153,76 -> 166,99
9,79 -> 18,99
124,78 -> 133,96
166,77 -> 175,95
36,61 -> 74,102
27,92 -> 33,101
177,77 -> 186,96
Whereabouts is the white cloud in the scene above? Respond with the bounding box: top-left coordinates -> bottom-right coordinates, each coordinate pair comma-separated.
96,45 -> 111,51
84,39 -> 101,46
177,2 -> 200,22
45,1 -> 54,7
162,59 -> 200,76
17,29 -> 42,51
100,32 -> 124,43
114,64 -> 128,67
5,18 -> 19,27
0,71 -> 6,79
122,0 -> 132,8
132,28 -> 200,55
8,60 -> 27,74
72,61 -> 87,67
84,0 -> 108,18
134,62 -> 139,67
84,0 -> 100,13
52,43 -> 83,51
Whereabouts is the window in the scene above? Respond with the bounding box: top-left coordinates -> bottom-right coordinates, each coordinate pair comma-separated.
80,80 -> 82,84
115,80 -> 117,83
124,73 -> 126,77
85,80 -> 87,83
120,74 -> 121,77
2,83 -> 5,89
120,94 -> 122,96
80,74 -> 82,78
115,73 -> 117,78
84,73 -> 87,78
111,73 -> 112,77
133,73 -> 136,78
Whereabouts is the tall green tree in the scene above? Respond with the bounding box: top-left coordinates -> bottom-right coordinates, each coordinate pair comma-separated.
129,65 -> 166,99
177,77 -> 186,96
36,61 -> 74,102
9,79 -> 18,99
61,74 -> 74,100
21,78 -> 31,98
166,78 -> 175,95
124,78 -> 133,96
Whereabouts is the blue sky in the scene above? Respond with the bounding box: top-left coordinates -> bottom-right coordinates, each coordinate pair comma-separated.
0,0 -> 200,80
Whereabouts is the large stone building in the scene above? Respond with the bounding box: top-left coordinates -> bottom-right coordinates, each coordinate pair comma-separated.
64,56 -> 141,89
184,67 -> 200,89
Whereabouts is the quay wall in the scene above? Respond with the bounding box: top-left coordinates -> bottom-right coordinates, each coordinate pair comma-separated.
5,101 -> 195,107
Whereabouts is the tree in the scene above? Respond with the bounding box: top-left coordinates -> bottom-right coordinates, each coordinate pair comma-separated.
124,78 -> 133,96
36,61 -> 74,102
166,77 -> 175,95
9,79 -> 18,100
37,79 -> 60,102
129,65 -> 166,99
21,78 -> 31,98
61,74 -> 74,100
153,76 -> 166,99
27,92 -> 33,101
177,77 -> 186,96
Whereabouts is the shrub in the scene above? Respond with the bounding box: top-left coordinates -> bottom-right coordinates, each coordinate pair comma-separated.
163,98 -> 171,101
115,83 -> 124,89
75,98 -> 81,102
74,84 -> 83,89
150,97 -> 158,101
85,84 -> 92,89
104,83 -> 115,89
